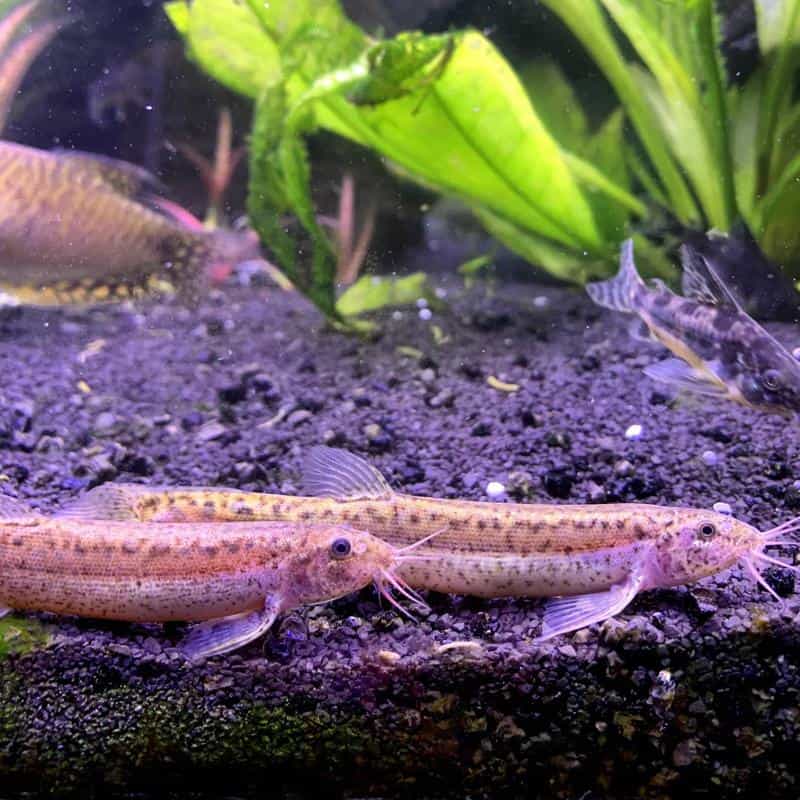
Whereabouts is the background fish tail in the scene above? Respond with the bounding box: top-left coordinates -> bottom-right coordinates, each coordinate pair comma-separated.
586,239 -> 645,313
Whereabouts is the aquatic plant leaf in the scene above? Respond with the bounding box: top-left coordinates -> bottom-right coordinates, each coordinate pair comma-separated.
335,272 -> 438,317
164,0 -> 281,98
517,59 -> 588,155
247,83 -> 340,321
597,0 -> 737,230
581,110 -> 631,239
538,0 -> 698,224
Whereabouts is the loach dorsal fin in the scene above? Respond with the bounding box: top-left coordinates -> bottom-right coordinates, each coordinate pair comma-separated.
679,244 -> 742,310
303,446 -> 394,500
56,484 -> 146,521
0,494 -> 33,517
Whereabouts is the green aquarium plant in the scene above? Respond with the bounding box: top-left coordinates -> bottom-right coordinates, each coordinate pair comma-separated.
539,0 -> 800,274
166,0 -> 800,323
165,0 -> 649,323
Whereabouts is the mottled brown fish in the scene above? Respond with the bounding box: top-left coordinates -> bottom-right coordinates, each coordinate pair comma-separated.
0,2 -> 260,306
0,142 -> 261,305
587,239 -> 800,416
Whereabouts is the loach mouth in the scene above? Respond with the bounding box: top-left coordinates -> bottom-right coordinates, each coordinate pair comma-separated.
741,516 -> 800,603
371,528 -> 448,619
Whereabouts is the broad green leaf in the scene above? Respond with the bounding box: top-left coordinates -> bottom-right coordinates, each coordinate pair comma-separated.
335,272 -> 438,316
165,0 -> 280,98
337,30 -> 606,251
517,60 -> 588,154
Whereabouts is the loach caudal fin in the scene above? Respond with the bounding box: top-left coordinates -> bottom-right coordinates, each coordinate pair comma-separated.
180,596 -> 281,662
585,238 -> 645,313
537,570 -> 645,642
303,446 -> 394,500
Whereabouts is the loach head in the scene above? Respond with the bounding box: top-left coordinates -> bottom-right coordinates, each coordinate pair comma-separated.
734,333 -> 800,415
653,508 -> 800,599
652,508 -> 763,587
286,525 -> 396,606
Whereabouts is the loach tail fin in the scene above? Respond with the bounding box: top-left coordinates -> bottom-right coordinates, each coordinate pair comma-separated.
586,239 -> 645,313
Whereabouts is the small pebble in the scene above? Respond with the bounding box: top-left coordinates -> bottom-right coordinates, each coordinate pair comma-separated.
712,501 -> 732,515
624,424 -> 643,440
195,421 -> 227,442
701,450 -> 719,467
419,308 -> 432,321
486,481 -> 506,500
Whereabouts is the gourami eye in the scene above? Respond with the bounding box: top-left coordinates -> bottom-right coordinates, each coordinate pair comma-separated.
330,537 -> 352,559
698,522 -> 717,538
761,370 -> 781,391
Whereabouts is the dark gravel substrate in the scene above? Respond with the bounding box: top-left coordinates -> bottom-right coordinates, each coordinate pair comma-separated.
1,278 -> 799,799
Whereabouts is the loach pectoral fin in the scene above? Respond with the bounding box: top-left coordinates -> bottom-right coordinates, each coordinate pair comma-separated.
643,358 -> 728,397
537,570 -> 646,641
179,596 -> 281,662
303,446 -> 394,500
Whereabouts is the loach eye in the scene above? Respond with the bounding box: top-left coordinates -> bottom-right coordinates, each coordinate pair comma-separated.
761,369 -> 781,391
698,522 -> 717,538
330,537 -> 352,559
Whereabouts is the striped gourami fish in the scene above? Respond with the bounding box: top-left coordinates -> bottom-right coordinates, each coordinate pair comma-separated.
0,142 -> 261,305
587,239 -> 800,416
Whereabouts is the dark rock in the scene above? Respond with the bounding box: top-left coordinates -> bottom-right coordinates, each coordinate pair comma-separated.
542,467 -> 574,499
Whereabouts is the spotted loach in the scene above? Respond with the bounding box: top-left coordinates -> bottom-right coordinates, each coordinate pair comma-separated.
57,447 -> 800,641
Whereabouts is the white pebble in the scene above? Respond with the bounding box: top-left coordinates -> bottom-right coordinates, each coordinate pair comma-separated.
392,310 -> 404,321
624,424 -> 643,439
701,450 -> 719,466
419,308 -> 432,321
533,296 -> 549,308
713,501 -> 732,515
416,297 -> 429,309
486,481 -> 506,500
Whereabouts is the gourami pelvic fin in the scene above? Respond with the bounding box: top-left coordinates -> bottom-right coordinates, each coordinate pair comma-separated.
537,569 -> 647,642
180,596 -> 282,662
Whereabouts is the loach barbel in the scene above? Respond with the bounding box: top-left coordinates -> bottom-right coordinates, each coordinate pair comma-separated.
57,447 -> 800,641
586,239 -> 800,416
0,494 -> 425,660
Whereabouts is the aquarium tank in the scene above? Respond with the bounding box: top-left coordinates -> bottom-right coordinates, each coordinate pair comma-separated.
1,0 -> 800,797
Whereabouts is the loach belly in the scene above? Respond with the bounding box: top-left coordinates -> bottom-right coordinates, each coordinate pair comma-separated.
0,565 -> 269,623
397,545 -> 643,598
